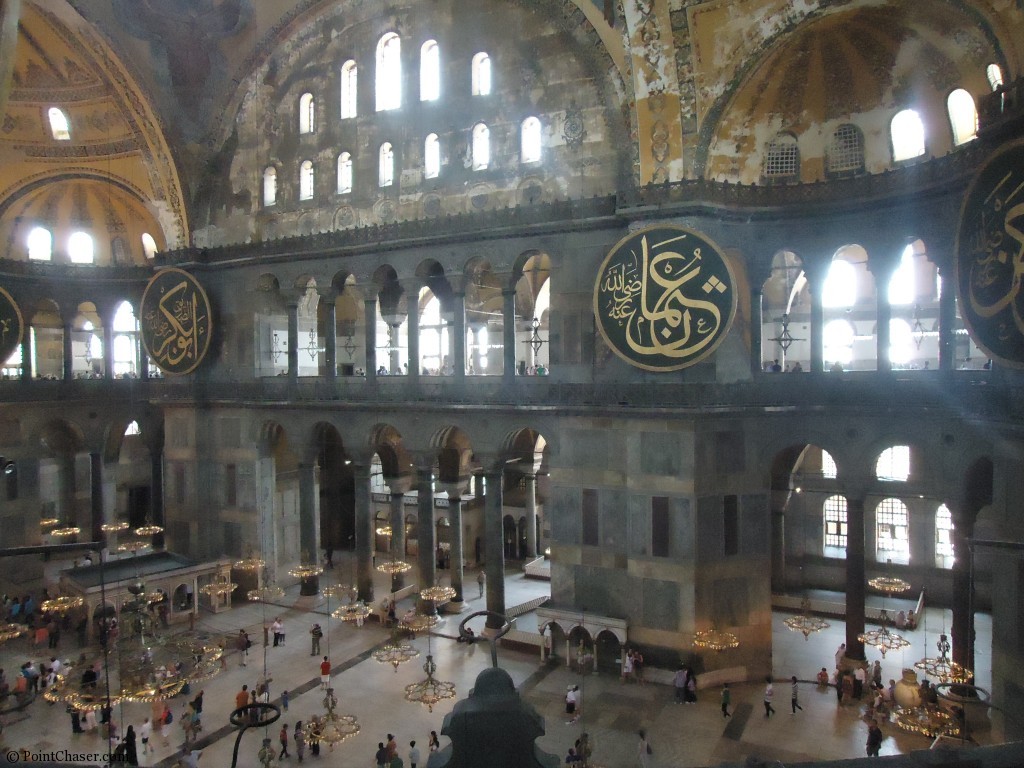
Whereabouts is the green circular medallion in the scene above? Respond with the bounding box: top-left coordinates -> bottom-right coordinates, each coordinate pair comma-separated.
955,138 -> 1024,369
0,286 -> 24,365
140,268 -> 213,375
593,225 -> 737,371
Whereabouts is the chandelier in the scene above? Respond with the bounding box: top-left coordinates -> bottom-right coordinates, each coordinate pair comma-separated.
693,628 -> 739,652
400,613 -> 439,635
289,556 -> 325,580
373,638 -> 420,671
375,525 -> 393,537
405,653 -> 456,713
117,539 -> 151,555
868,574 -> 912,594
134,518 -> 164,536
199,577 -> 237,597
100,521 -> 129,533
914,632 -> 972,684
303,687 -> 360,750
333,601 -> 370,623
41,595 -> 85,614
50,525 -> 81,537
783,598 -> 830,640
894,704 -> 961,738
420,585 -> 456,604
234,549 -> 267,572
248,584 -> 285,602
0,624 -> 25,643
857,610 -> 911,657
40,516 -> 59,528
376,559 -> 412,575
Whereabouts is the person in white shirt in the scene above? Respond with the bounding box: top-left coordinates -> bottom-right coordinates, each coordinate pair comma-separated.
408,740 -> 421,768
139,718 -> 152,755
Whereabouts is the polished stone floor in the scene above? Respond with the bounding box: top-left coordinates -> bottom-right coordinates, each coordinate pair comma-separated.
0,559 -> 995,767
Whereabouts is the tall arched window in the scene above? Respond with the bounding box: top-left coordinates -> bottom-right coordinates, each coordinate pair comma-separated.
823,494 -> 847,555
889,318 -> 914,366
521,116 -> 541,163
337,152 -> 353,194
472,122 -> 490,171
762,133 -> 799,180
141,233 -> 158,260
420,40 -> 440,102
68,232 -> 94,264
876,445 -> 910,481
424,134 -> 440,179
823,319 -> 855,367
340,60 -> 358,119
891,109 -> 925,162
935,504 -> 954,568
299,160 -> 315,201
471,52 -> 491,96
947,89 -> 978,146
112,301 -> 139,377
986,63 -> 1004,91
376,33 -> 402,112
821,450 -> 838,479
888,244 -> 916,306
379,142 -> 394,187
299,92 -> 315,134
48,107 -> 71,141
263,167 -> 277,206
27,227 -> 52,261
876,497 -> 910,563
826,123 -> 864,175
823,260 -> 857,308
419,289 -> 450,374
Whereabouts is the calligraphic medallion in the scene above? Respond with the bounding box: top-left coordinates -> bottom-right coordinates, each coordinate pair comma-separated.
140,268 -> 212,376
955,138 -> 1024,368
0,286 -> 24,365
593,225 -> 737,371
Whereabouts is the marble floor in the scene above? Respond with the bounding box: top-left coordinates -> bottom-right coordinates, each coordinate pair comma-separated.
0,559 -> 995,767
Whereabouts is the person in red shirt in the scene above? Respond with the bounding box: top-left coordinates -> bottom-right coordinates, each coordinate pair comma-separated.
235,685 -> 249,712
319,657 -> 330,689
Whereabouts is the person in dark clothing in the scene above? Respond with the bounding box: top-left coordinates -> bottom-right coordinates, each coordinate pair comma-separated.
123,724 -> 139,765
866,721 -> 884,757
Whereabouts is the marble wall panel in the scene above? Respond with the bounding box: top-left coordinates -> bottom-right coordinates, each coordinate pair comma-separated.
600,487 -> 628,551
696,494 -> 723,561
550,485 -> 581,545
741,492 -> 768,556
642,577 -> 680,631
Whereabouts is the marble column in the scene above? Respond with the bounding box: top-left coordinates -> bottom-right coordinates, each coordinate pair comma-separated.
809,277 -> 824,374
449,495 -> 465,603
452,293 -> 466,382
876,291 -> 892,373
62,321 -> 73,381
407,290 -> 420,382
150,450 -> 165,550
287,302 -> 299,385
390,492 -> 406,590
90,452 -> 104,543
416,465 -> 437,607
950,504 -> 975,680
353,462 -> 374,603
484,466 -> 506,629
323,294 -> 337,384
363,298 -> 377,385
102,321 -> 114,380
938,266 -> 956,372
502,289 -> 516,382
58,454 -> 76,528
751,288 -> 763,374
298,463 -> 320,595
844,495 -> 867,661
523,473 -> 538,559
20,330 -> 31,381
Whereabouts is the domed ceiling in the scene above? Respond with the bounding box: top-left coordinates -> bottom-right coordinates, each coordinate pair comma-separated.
0,1 -> 187,251
703,0 -> 1001,183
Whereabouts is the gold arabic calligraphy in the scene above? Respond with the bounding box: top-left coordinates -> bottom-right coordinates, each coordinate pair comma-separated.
966,167 -> 1024,346
600,233 -> 725,359
145,280 -> 206,369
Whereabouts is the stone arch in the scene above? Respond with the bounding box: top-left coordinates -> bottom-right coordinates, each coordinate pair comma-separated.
312,422 -> 355,552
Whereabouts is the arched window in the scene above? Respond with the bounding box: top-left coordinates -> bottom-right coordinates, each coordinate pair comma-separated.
337,152 -> 353,194
471,52 -> 491,96
986,63 -> 1004,91
826,123 -> 864,175
68,232 -> 94,264
299,160 -> 315,201
891,109 -> 925,162
823,494 -> 847,554
141,233 -> 158,260
125,421 -> 141,436
947,89 -> 978,146
521,116 -> 541,163
935,504 -> 954,568
27,227 -> 52,261
299,92 -> 315,134
821,450 -> 837,479
888,244 -> 916,306
876,497 -> 910,562
762,133 -> 799,180
419,289 -> 450,374
823,319 -> 855,367
340,60 -> 358,119
48,107 -> 71,141
4,462 -> 17,501
424,134 -> 440,179
876,445 -> 910,481
472,122 -> 490,171
420,40 -> 440,102
263,167 -> 277,206
823,260 -> 857,308
112,301 -> 139,377
379,142 -> 394,187
889,318 -> 914,366
376,33 -> 402,112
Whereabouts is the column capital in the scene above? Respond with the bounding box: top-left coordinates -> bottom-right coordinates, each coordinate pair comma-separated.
386,476 -> 413,495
